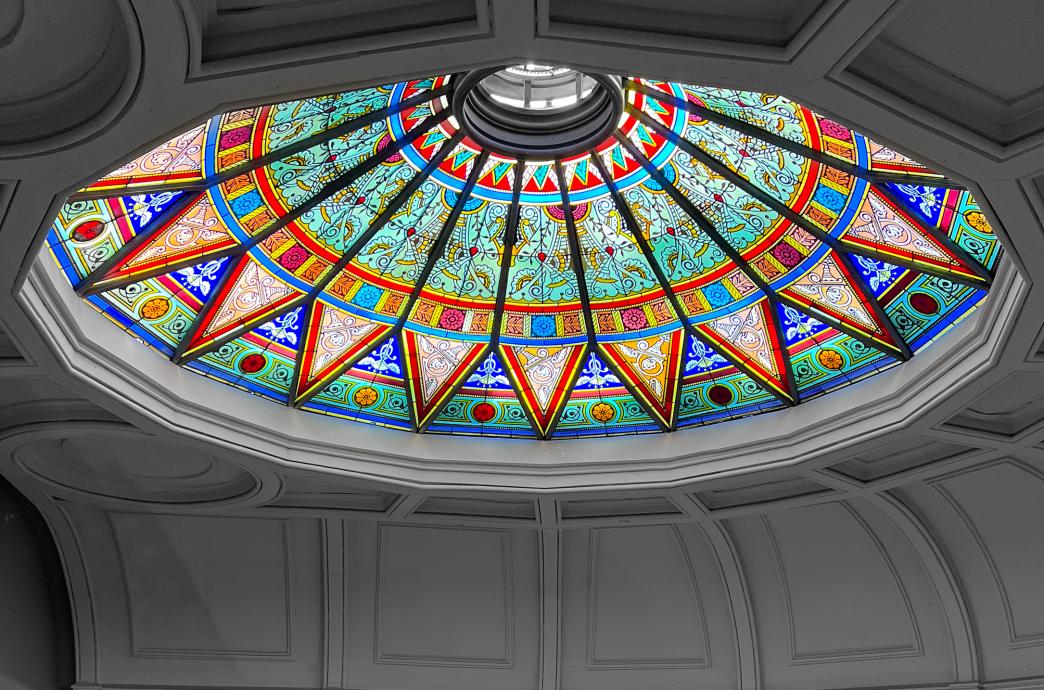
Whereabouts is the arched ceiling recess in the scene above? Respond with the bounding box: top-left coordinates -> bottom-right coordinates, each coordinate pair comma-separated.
0,0 -> 140,155
3,0 -> 1043,493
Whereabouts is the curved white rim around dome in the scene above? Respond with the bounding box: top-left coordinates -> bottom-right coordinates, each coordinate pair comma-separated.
20,252 -> 1020,490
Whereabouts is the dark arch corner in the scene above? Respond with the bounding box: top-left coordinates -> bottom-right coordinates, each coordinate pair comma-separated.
0,476 -> 75,690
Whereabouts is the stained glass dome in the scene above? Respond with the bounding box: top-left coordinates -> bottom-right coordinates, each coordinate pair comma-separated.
46,67 -> 1000,439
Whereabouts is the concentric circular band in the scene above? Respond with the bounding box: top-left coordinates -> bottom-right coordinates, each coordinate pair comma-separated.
45,68 -> 999,441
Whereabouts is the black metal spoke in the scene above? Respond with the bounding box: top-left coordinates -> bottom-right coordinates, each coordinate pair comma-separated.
170,113 -> 453,364
555,160 -> 673,431
589,148 -> 800,407
626,78 -> 959,189
554,161 -> 598,344
71,84 -> 451,202
84,110 -> 450,297
489,162 -> 526,351
393,150 -> 491,431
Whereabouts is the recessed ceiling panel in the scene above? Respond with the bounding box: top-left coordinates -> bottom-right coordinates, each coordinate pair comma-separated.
182,0 -> 490,72
843,0 -> 1044,144
540,0 -> 825,48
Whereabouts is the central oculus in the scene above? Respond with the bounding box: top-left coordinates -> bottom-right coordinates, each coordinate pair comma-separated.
453,64 -> 623,157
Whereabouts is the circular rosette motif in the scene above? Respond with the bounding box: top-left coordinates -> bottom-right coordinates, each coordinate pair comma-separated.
46,66 -> 1000,440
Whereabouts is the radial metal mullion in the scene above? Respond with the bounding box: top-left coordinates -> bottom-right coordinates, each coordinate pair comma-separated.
875,182 -> 993,285
624,78 -> 960,190
626,113 -> 914,360
92,109 -> 450,301
395,149 -> 490,335
478,162 -> 543,435
555,160 -> 673,431
170,112 -> 451,365
74,189 -> 207,295
633,104 -> 989,290
490,162 -> 526,351
554,161 -> 598,345
289,130 -> 466,409
587,149 -> 694,331
397,150 -> 491,432
616,130 -> 804,402
74,183 -> 212,204
589,149 -> 798,409
70,85 -> 451,202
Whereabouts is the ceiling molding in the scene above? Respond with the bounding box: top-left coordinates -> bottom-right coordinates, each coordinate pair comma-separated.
178,0 -> 494,79
0,0 -> 142,158
13,254 -> 1029,491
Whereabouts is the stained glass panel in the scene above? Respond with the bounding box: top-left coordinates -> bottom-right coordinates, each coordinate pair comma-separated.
47,69 -> 998,441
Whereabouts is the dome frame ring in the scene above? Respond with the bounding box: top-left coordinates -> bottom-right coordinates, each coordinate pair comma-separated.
451,66 -> 624,158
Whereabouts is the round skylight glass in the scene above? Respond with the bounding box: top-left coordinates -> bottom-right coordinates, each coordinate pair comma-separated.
46,68 -> 999,439
479,64 -> 599,112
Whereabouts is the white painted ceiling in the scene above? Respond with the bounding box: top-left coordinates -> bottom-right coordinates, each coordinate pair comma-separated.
0,1 -> 1042,689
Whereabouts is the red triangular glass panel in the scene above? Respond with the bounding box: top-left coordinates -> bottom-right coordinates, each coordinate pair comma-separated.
179,253 -> 305,359
94,192 -> 240,289
401,329 -> 487,429
695,298 -> 792,401
841,188 -> 983,282
779,251 -> 901,353
600,329 -> 685,428
500,342 -> 586,437
293,299 -> 392,404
